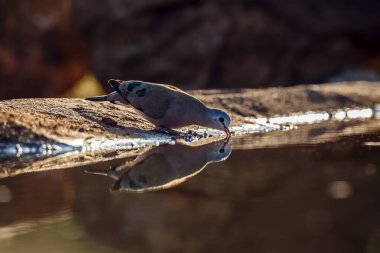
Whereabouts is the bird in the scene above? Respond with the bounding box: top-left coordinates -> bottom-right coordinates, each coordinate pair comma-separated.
86,139 -> 232,193
85,79 -> 231,137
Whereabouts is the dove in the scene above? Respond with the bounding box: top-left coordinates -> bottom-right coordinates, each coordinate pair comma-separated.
86,139 -> 231,193
85,79 -> 231,136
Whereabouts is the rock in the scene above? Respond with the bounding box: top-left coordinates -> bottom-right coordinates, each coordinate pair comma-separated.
1,81 -> 380,177
101,117 -> 118,127
0,81 -> 379,145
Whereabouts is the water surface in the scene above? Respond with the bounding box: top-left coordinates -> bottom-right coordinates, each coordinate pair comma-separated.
0,127 -> 380,253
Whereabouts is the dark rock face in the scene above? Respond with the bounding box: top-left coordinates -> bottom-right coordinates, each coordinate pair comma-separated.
1,0 -> 380,98
72,0 -> 380,90
0,0 -> 86,99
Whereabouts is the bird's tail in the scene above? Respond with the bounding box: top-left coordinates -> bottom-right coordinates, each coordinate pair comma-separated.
85,95 -> 108,102
110,179 -> 122,192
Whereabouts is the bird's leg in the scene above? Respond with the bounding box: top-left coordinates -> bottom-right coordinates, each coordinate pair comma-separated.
155,126 -> 182,136
84,166 -> 119,180
113,159 -> 139,172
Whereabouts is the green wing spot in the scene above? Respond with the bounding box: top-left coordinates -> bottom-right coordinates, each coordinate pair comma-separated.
136,88 -> 147,97
127,82 -> 142,92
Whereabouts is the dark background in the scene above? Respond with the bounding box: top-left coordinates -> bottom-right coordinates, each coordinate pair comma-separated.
1,0 -> 380,99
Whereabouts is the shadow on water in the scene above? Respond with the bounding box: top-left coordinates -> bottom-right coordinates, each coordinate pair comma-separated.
1,128 -> 380,252
86,140 -> 231,193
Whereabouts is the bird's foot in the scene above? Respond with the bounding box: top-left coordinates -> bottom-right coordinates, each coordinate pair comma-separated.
155,127 -> 182,136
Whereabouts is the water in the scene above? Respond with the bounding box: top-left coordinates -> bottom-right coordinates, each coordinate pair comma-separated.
0,121 -> 380,253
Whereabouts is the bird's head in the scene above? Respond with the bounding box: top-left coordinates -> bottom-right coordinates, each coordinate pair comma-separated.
205,139 -> 232,162
205,108 -> 231,136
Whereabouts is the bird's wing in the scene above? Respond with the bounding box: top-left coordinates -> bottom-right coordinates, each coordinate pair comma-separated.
162,84 -> 184,92
123,82 -> 178,120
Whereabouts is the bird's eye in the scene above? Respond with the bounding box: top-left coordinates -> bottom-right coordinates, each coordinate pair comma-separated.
219,117 -> 224,123
219,148 -> 225,153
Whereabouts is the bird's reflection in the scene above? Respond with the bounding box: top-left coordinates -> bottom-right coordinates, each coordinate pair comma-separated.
87,140 -> 231,193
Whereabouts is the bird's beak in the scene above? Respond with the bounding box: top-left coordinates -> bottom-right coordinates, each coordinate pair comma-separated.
221,136 -> 230,149
223,123 -> 231,139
